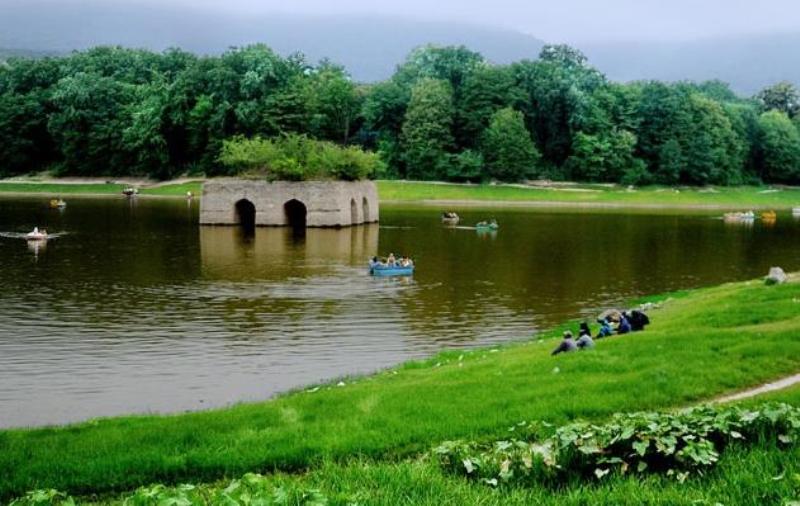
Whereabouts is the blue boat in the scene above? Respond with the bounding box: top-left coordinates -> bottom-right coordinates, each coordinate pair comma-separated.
475,221 -> 499,231
369,262 -> 415,276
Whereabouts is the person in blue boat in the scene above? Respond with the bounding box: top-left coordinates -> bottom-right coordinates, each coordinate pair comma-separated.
616,314 -> 632,335
596,318 -> 613,339
387,253 -> 396,266
551,331 -> 578,355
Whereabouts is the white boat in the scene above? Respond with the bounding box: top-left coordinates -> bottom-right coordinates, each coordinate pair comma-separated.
441,212 -> 459,224
792,207 -> 800,215
26,227 -> 48,241
723,211 -> 755,222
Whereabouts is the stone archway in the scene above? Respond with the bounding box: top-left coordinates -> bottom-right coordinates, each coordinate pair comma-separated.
234,199 -> 256,231
284,199 -> 307,229
362,196 -> 370,223
350,198 -> 358,225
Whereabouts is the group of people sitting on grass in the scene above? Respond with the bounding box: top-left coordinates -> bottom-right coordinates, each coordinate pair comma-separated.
552,309 -> 650,356
370,253 -> 414,268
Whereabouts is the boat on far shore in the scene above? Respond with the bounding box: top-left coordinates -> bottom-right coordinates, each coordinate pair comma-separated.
49,199 -> 66,209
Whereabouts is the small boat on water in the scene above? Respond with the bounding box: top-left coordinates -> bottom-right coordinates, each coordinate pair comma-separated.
761,210 -> 777,221
122,187 -> 139,196
49,199 -> 66,209
475,219 -> 499,231
26,227 -> 48,241
793,207 -> 800,215
369,257 -> 415,276
723,211 -> 755,222
441,212 -> 460,225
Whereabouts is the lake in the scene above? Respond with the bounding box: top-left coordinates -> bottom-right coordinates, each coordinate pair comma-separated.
1,196 -> 799,428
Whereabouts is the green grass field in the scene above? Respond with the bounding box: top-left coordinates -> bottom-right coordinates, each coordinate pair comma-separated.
0,181 -> 203,197
377,180 -> 800,208
2,277 -> 800,501
3,179 -> 800,209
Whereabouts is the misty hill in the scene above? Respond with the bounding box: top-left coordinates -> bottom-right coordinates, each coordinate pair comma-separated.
1,0 -> 798,94
0,1 -> 545,81
583,33 -> 800,96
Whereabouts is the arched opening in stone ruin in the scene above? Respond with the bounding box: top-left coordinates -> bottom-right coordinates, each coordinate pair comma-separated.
350,198 -> 358,225
234,199 -> 256,232
284,199 -> 307,229
362,196 -> 370,223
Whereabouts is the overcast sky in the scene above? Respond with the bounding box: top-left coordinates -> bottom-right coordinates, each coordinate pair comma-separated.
145,0 -> 800,42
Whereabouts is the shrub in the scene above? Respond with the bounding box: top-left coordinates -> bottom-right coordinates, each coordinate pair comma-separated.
218,134 -> 382,181
434,402 -> 800,487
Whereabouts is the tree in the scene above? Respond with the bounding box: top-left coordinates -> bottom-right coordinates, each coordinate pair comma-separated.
756,110 -> 800,183
446,150 -> 484,182
481,107 -> 540,181
400,78 -> 455,180
756,81 -> 799,118
0,91 -> 54,175
47,72 -> 135,176
566,129 -> 642,183
122,82 -> 171,179
306,65 -> 362,144
656,139 -> 683,185
455,66 -> 523,149
394,45 -> 485,91
681,94 -> 746,185
512,45 -> 606,169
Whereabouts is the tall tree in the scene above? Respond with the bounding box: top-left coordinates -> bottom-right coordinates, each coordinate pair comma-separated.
455,66 -> 522,149
400,78 -> 454,180
566,129 -> 642,183
306,64 -> 362,144
756,110 -> 800,183
481,107 -> 540,181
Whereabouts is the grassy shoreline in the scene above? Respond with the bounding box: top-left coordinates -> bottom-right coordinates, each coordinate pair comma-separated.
2,276 -> 800,500
3,179 -> 800,209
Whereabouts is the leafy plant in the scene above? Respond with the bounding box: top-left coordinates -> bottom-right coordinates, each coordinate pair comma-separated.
8,489 -> 75,505
434,403 -> 800,487
218,134 -> 381,181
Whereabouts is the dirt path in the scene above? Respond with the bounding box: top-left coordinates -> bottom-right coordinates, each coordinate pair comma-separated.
713,373 -> 800,404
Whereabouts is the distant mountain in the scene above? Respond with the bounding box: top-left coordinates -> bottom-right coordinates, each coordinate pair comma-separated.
0,48 -> 63,61
0,0 -> 545,82
1,0 -> 798,94
580,33 -> 800,96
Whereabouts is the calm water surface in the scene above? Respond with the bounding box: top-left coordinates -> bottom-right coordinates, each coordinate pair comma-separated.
2,196 -> 800,428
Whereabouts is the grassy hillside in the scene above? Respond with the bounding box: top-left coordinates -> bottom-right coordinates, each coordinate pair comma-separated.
2,276 -> 800,500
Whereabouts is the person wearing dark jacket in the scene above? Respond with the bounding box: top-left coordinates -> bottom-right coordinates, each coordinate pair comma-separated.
617,314 -> 631,334
628,310 -> 650,331
552,331 -> 578,356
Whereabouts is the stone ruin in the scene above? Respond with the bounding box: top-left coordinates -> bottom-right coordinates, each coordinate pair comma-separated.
199,179 -> 379,228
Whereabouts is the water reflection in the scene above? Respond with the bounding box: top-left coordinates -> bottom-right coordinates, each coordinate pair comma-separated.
3,197 -> 800,428
200,225 -> 379,280
26,239 -> 46,258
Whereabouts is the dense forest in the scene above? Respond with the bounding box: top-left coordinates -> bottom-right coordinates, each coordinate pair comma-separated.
1,43 -> 799,184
